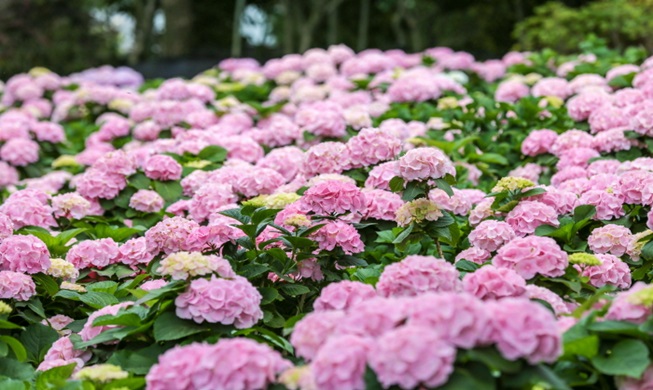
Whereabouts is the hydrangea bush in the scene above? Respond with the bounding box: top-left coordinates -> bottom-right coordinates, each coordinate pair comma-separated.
2,41 -> 653,389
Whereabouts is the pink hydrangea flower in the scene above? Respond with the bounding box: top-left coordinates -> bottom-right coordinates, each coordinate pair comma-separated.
313,280 -> 376,311
368,325 -> 456,389
76,169 -> 127,200
66,238 -> 119,269
295,101 -> 346,138
334,297 -> 406,339
300,180 -> 366,216
118,237 -> 155,267
576,253 -> 631,289
0,271 -> 35,301
0,138 -> 39,166
365,161 -> 400,190
175,275 -> 263,328
311,335 -> 370,390
79,302 -> 133,343
455,247 -> 491,264
0,234 -> 50,274
578,189 -> 624,220
42,315 -> 74,335
376,255 -> 462,297
495,80 -> 529,103
51,193 -> 91,219
290,310 -> 346,361
302,142 -> 349,177
143,155 -> 182,181
468,220 -> 516,252
129,190 -> 164,213
505,200 -> 559,236
428,188 -> 472,216
140,279 -> 167,291
494,236 -> 568,279
346,128 -> 401,168
487,298 -> 562,364
405,292 -> 490,348
146,339 -> 291,390
398,147 -> 455,181
188,183 -> 237,223
145,216 -> 199,254
362,189 -> 404,221
524,285 -> 571,316
92,150 -> 137,176
588,224 -> 632,256
40,336 -> 91,370
311,220 -> 364,254
521,129 -> 558,156
463,265 -> 527,300
605,282 -> 653,324
233,168 -> 285,198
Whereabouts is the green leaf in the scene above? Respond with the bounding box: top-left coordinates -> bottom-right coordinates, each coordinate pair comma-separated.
591,339 -> 649,378
375,230 -> 396,244
434,178 -> 454,196
18,323 -> 59,363
438,365 -> 496,390
258,287 -> 280,305
337,256 -> 368,267
0,320 -> 23,330
32,274 -> 60,297
79,292 -> 119,309
401,181 -> 426,201
388,176 -> 405,193
153,311 -> 210,342
474,153 -> 509,165
392,223 -> 414,244
153,180 -> 183,203
128,173 -> 152,190
466,347 -> 522,374
0,377 -> 29,390
455,259 -> 481,272
0,336 -> 27,362
197,145 -> 228,163
573,205 -> 596,223
86,281 -> 119,294
107,344 -> 166,375
562,324 -> 599,359
36,363 -> 76,389
280,284 -> 311,297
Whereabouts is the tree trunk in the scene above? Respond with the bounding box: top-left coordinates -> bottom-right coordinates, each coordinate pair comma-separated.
282,0 -> 294,54
129,0 -> 156,65
327,3 -> 338,45
161,0 -> 193,58
356,0 -> 370,51
231,0 -> 246,57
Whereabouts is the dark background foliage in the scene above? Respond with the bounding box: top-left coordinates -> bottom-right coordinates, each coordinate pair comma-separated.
1,0 -> 649,79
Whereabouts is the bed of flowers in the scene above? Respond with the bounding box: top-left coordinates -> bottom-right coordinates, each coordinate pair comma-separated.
2,39 -> 653,389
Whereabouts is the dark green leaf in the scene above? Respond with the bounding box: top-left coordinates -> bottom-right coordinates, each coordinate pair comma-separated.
280,284 -> 311,297
79,292 -> 119,309
0,358 -> 34,380
19,323 -> 59,363
435,178 -> 454,196
153,311 -> 210,342
128,173 -> 152,190
591,339 -> 649,378
389,176 -> 405,193
197,145 -> 228,163
573,205 -> 597,223
258,287 -> 280,305
153,180 -> 183,203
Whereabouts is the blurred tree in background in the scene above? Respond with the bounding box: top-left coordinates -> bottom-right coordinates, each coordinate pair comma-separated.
514,0 -> 653,53
2,0 -> 650,79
